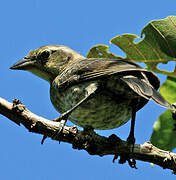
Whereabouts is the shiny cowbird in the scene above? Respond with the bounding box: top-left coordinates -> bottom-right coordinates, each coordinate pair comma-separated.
10,45 -> 175,145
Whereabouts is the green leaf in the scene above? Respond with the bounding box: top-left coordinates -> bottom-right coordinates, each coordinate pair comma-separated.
160,76 -> 176,103
86,16 -> 176,151
87,16 -> 176,78
150,76 -> 176,151
111,16 -> 176,77
87,45 -> 122,59
150,110 -> 176,151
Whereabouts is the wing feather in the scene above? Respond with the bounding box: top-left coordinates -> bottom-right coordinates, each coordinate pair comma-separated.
59,58 -> 157,86
121,77 -> 173,110
56,58 -> 173,111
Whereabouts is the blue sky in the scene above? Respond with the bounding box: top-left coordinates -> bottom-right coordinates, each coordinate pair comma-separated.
1,0 -> 176,179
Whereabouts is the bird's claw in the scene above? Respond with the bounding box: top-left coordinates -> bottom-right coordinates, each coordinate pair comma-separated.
111,134 -> 137,169
115,134 -> 137,169
41,119 -> 67,144
118,155 -> 137,169
41,135 -> 47,145
127,158 -> 137,169
51,119 -> 67,140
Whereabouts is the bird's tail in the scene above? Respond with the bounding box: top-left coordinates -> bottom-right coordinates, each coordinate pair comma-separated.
151,89 -> 175,110
121,76 -> 176,120
152,89 -> 176,122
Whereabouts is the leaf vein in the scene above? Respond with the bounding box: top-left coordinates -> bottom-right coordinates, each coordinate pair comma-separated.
150,22 -> 175,57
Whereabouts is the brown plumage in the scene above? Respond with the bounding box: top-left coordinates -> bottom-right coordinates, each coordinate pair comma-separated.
10,45 -> 174,130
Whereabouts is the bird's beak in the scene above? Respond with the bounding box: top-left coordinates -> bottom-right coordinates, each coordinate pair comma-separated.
10,58 -> 36,70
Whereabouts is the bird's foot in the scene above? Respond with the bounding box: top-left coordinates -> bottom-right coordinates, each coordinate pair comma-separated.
121,134 -> 137,169
41,114 -> 69,144
113,152 -> 137,169
119,156 -> 137,169
110,134 -> 137,169
50,119 -> 67,142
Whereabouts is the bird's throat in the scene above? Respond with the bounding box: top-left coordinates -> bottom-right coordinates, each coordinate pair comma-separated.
28,68 -> 52,83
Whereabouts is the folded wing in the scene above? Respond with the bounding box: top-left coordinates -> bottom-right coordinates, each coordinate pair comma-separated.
121,76 -> 173,110
57,58 -> 173,110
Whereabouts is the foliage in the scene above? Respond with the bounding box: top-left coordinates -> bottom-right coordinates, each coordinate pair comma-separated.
87,16 -> 176,151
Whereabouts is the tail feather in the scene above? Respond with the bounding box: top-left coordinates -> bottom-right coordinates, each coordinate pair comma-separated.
121,76 -> 174,110
120,77 -> 152,100
151,89 -> 174,110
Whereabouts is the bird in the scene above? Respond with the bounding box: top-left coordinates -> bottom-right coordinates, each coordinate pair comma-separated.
10,45 -> 175,146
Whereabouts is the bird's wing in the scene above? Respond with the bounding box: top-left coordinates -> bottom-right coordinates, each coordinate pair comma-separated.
58,58 -> 160,90
121,77 -> 173,110
57,58 -> 173,110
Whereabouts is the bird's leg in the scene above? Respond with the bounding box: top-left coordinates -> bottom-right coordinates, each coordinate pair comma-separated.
119,100 -> 138,169
51,95 -> 94,139
126,109 -> 137,169
127,99 -> 139,146
127,109 -> 136,146
41,83 -> 98,144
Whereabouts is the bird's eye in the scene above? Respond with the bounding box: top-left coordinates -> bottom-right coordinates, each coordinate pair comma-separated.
39,50 -> 50,60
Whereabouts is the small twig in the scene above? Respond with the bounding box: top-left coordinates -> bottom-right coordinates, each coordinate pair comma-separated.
0,97 -> 176,173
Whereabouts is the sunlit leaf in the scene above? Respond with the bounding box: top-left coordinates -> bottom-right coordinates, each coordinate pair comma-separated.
150,110 -> 176,151
88,16 -> 176,77
87,16 -> 176,151
160,76 -> 176,103
150,77 -> 176,151
111,16 -> 176,77
87,45 -> 122,59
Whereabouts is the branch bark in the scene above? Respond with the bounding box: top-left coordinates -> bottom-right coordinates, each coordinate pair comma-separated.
0,97 -> 176,173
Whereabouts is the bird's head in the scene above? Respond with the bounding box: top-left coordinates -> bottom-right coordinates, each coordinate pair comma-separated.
10,45 -> 85,82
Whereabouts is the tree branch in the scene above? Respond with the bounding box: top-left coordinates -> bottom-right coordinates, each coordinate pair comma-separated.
0,97 -> 176,173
